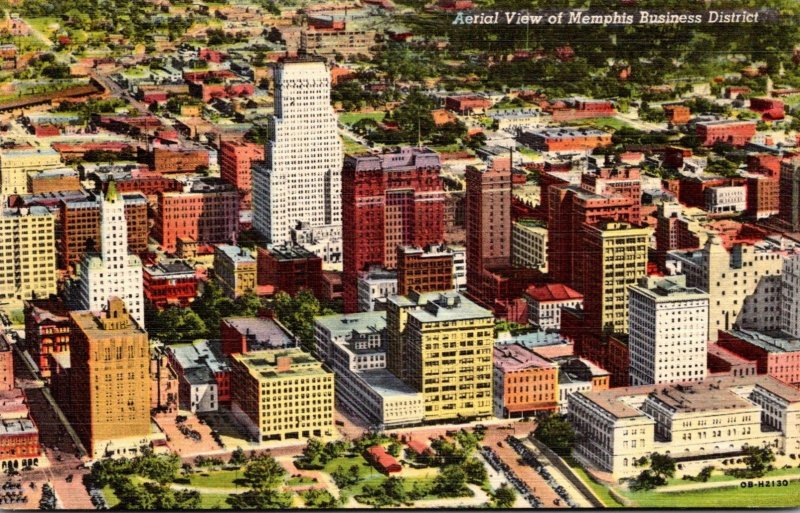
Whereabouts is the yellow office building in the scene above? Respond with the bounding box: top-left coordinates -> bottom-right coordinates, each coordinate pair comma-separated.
230,349 -> 334,442
388,291 -> 494,422
582,221 -> 651,334
0,206 -> 56,304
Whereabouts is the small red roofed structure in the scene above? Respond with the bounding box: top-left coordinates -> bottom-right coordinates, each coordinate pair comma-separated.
366,446 -> 402,474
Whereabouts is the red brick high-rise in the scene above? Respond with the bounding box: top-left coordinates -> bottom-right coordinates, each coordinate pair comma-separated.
342,148 -> 445,313
547,168 -> 641,292
465,156 -> 512,300
58,192 -> 148,271
153,179 -> 240,254
219,140 -> 265,210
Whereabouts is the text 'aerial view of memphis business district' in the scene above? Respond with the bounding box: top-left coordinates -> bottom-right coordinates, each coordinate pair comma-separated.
0,0 -> 799,509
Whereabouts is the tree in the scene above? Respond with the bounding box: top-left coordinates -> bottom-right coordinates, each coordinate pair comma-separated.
492,483 -> 516,508
39,483 -> 57,510
230,447 -> 247,466
302,488 -> 338,508
271,290 -> 331,352
242,454 -> 286,491
298,438 -> 324,467
743,445 -> 775,477
463,456 -> 488,485
147,306 -> 208,343
227,489 -> 292,510
648,452 -> 676,483
330,465 -> 352,488
387,442 -> 401,458
433,465 -> 468,498
534,414 -> 575,456
138,453 -> 180,485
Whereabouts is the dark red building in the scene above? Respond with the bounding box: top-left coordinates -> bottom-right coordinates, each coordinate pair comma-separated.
147,146 -> 210,174
219,140 -> 265,210
23,298 -> 71,380
547,171 -> 640,291
143,260 -> 199,309
749,97 -> 785,120
696,120 -> 756,147
396,244 -> 455,296
256,244 -> 323,297
342,148 -> 445,312
152,179 -> 239,254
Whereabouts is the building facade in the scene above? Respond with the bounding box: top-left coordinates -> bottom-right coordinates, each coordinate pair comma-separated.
213,245 -> 257,299
0,206 -> 56,303
493,344 -> 558,418
230,349 -> 334,442
511,221 -> 548,271
628,275 -> 709,386
252,58 -> 343,254
75,183 -> 145,328
342,148 -> 445,313
67,298 -> 151,459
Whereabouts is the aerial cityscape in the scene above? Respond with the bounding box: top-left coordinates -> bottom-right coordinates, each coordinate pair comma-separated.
0,0 -> 798,509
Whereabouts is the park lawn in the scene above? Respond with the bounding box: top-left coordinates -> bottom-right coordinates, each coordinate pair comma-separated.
101,485 -> 120,508
26,17 -> 61,37
623,480 -> 800,508
429,143 -> 464,153
564,457 -> 624,508
198,492 -> 233,509
567,116 -> 631,131
287,475 -> 317,486
339,112 -> 385,126
667,465 -> 800,486
341,135 -> 371,155
181,469 -> 243,489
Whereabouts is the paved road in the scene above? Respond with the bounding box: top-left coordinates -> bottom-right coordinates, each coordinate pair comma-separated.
521,437 -> 595,507
12,349 -> 93,509
483,426 -> 567,508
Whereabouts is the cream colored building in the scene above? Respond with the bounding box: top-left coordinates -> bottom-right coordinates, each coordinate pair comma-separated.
0,206 -> 56,303
569,375 -> 800,479
230,349 -> 334,442
314,311 -> 424,428
0,146 -> 62,196
511,220 -> 548,271
666,235 -> 799,340
213,244 -> 256,299
387,291 -> 494,422
628,275 -> 709,386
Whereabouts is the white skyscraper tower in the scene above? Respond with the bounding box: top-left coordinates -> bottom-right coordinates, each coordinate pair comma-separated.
629,275 -> 708,386
76,182 -> 145,328
252,57 -> 343,259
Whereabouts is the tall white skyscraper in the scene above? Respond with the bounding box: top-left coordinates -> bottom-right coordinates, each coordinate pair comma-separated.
252,57 -> 343,256
629,275 -> 708,386
76,182 -> 145,328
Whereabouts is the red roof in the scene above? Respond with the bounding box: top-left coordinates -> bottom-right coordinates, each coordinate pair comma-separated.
406,439 -> 430,455
366,446 -> 402,473
525,283 -> 583,303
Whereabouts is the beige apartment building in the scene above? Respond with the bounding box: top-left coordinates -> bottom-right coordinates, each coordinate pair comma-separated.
511,220 -> 548,271
0,146 -> 62,196
0,206 -> 56,304
230,349 -> 334,442
667,235 -> 798,340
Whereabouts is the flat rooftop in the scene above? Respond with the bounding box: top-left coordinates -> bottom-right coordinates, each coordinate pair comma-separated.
264,243 -> 318,261
169,340 -> 228,374
145,259 -> 195,277
216,244 -> 255,264
725,328 -> 800,354
345,147 -> 440,173
391,291 -> 492,323
223,317 -> 294,350
233,348 -> 330,380
359,368 -> 421,398
0,418 -> 37,436
315,311 -> 386,337
494,344 -> 555,372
